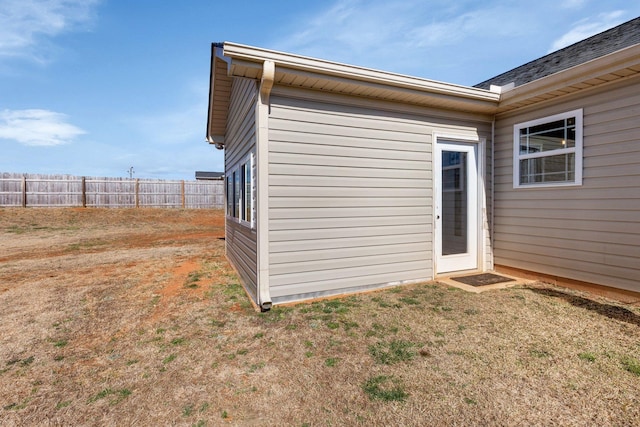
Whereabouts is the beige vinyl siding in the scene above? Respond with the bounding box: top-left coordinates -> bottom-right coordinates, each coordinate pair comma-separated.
225,77 -> 258,299
493,76 -> 640,292
267,90 -> 492,302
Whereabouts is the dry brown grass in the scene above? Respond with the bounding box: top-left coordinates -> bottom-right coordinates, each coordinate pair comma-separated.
1,207 -> 639,426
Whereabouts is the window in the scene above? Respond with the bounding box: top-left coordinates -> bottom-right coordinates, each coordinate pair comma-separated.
234,170 -> 241,218
513,109 -> 583,188
226,176 -> 234,217
225,153 -> 254,227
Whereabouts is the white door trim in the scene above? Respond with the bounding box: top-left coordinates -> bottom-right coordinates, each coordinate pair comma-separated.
434,137 -> 484,274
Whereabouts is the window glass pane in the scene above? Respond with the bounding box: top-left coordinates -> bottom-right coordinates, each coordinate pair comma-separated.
443,168 -> 461,191
520,117 -> 575,154
443,152 -> 462,191
245,161 -> 252,223
443,152 -> 460,166
226,177 -> 233,216
519,153 -> 575,185
234,171 -> 240,218
442,151 -> 467,255
240,164 -> 246,221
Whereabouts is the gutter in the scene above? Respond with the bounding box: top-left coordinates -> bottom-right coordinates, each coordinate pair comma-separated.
498,43 -> 640,113
223,42 -> 500,104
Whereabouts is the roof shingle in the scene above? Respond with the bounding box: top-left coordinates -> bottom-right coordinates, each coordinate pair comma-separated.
474,17 -> 640,90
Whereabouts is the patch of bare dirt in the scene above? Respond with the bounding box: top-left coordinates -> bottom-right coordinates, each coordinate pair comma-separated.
0,208 -> 639,426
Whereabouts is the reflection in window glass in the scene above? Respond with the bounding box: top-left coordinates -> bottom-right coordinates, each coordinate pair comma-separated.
519,153 -> 575,184
442,150 -> 467,256
226,176 -> 233,217
240,163 -> 246,220
520,118 -> 576,155
234,171 -> 240,219
244,162 -> 252,223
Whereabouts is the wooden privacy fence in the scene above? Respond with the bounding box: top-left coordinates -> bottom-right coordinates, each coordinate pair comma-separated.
0,173 -> 224,209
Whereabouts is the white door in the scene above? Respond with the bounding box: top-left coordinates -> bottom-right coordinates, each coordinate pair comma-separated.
435,140 -> 478,273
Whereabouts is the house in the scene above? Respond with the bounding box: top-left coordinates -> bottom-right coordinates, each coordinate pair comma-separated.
206,18 -> 640,310
195,171 -> 224,180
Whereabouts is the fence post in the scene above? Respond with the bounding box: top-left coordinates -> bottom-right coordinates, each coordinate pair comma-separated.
135,179 -> 140,208
22,175 -> 27,208
181,180 -> 185,208
81,177 -> 86,207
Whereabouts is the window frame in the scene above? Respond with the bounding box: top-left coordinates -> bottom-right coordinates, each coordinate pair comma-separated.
513,109 -> 583,189
225,152 -> 255,229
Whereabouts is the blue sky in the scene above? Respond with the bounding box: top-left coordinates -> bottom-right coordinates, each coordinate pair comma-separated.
1,1 -> 639,180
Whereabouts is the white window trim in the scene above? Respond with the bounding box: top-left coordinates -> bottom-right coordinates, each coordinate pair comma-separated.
513,109 -> 583,189
242,151 -> 255,229
226,151 -> 256,229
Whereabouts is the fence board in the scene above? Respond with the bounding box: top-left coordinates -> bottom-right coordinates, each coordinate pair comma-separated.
0,173 -> 224,209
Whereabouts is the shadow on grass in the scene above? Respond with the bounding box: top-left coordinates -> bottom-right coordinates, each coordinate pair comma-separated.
528,287 -> 640,327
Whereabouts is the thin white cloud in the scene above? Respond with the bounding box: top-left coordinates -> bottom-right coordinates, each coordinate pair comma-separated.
561,0 -> 587,9
274,0 -> 410,56
0,0 -> 100,61
548,11 -> 626,51
408,8 -> 526,48
271,0 -> 528,75
0,109 -> 85,146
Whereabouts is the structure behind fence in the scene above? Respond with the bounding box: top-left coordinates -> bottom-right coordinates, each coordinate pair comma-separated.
0,173 -> 224,209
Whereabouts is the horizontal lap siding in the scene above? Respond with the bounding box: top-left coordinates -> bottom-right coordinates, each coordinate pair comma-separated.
268,95 -> 433,302
225,78 -> 258,299
494,77 -> 640,292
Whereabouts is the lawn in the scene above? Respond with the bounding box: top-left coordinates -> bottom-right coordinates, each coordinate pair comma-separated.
0,208 -> 639,426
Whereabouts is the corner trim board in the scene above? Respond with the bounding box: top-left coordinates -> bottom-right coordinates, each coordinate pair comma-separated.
256,60 -> 273,310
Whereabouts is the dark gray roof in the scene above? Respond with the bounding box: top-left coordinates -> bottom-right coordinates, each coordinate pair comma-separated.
475,17 -> 640,90
195,171 -> 224,180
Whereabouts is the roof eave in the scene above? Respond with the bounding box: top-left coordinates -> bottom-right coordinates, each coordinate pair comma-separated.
206,44 -> 232,149
222,42 -> 500,115
497,43 -> 640,114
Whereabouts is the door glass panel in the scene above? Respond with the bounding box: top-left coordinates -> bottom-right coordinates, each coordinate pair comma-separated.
442,150 -> 467,255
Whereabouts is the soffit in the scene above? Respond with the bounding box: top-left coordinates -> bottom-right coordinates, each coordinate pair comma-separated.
224,43 -> 500,115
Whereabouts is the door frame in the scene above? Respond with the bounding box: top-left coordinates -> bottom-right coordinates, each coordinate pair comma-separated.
433,135 -> 486,275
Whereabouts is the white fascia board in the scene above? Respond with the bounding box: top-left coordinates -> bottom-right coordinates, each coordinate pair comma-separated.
223,42 -> 500,103
213,44 -> 231,68
499,43 -> 640,111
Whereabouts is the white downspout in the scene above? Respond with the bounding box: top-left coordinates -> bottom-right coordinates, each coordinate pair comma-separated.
490,117 -> 495,270
255,60 -> 275,311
